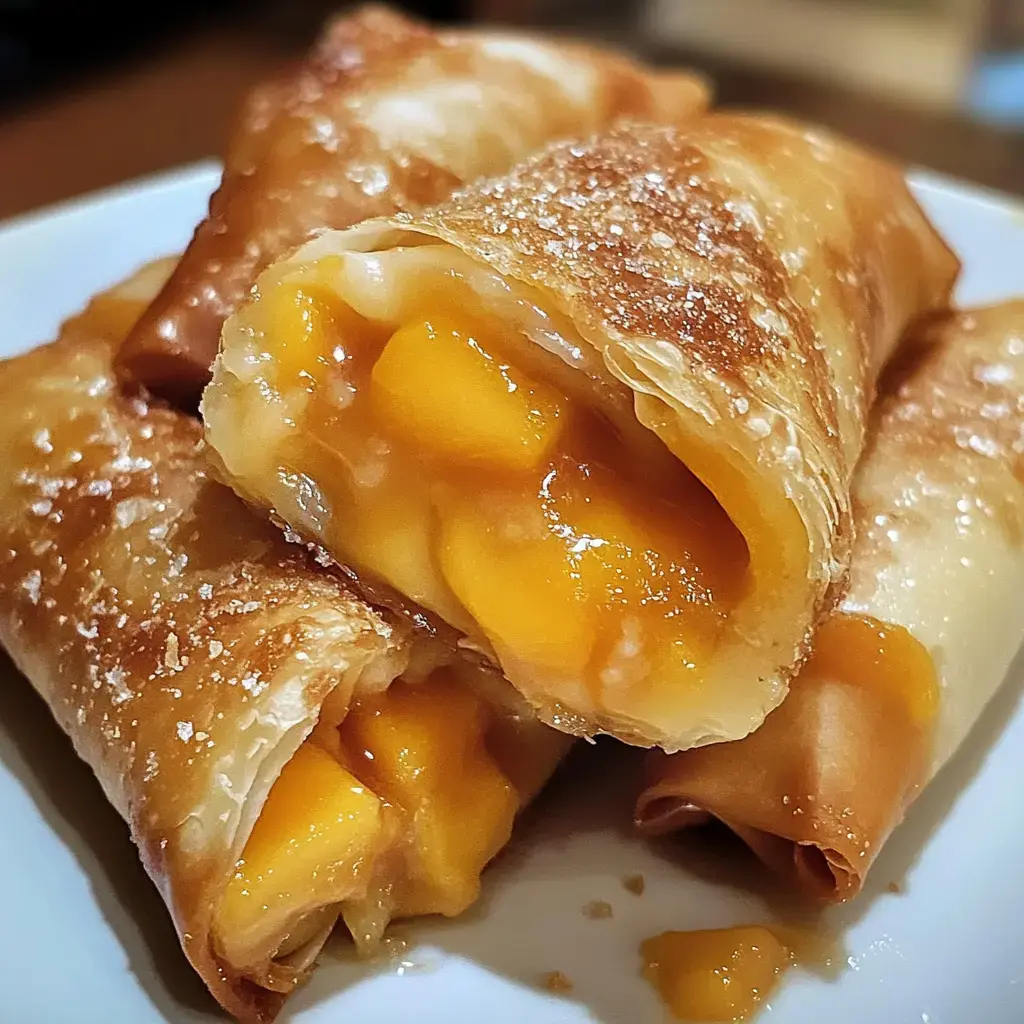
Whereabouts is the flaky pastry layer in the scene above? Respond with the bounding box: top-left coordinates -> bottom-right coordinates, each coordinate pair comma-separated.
638,303 -> 1024,898
205,115 -> 958,751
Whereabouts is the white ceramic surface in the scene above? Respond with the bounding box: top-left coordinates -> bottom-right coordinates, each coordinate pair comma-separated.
0,166 -> 1023,1024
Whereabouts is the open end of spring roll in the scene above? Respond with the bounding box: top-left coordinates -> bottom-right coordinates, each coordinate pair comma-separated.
636,302 -> 1024,899
115,4 -> 708,406
203,115 -> 958,752
0,265 -> 568,1022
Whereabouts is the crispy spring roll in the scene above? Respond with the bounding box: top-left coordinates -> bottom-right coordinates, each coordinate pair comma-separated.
0,264 -> 568,1023
636,303 -> 1024,899
115,4 -> 708,406
202,116 -> 958,752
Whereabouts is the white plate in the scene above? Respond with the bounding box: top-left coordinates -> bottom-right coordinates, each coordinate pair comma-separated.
1,166 -> 1023,1024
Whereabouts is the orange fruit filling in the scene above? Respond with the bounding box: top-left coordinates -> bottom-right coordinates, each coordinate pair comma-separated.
803,614 -> 939,726
641,926 -> 791,1022
213,668 -> 529,963
256,269 -> 749,713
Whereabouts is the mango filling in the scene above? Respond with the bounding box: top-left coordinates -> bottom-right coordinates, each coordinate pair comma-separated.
259,272 -> 748,716
213,668 -> 525,971
802,614 -> 939,727
641,926 -> 792,1022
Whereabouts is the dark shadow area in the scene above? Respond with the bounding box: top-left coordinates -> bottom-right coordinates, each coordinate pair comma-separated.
0,0 -> 479,119
0,1 -> 251,114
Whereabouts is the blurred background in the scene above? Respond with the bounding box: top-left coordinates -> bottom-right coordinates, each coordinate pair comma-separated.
1,0 -> 1022,220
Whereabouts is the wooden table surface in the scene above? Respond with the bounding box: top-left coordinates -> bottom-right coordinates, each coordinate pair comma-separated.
0,29 -> 285,222
1,21 -> 1022,223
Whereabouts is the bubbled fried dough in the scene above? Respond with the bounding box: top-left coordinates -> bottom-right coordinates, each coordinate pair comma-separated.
116,5 -> 708,406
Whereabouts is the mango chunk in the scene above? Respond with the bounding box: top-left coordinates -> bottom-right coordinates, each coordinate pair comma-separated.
339,677 -> 518,918
261,273 -> 349,388
805,614 -> 939,726
215,743 -> 383,963
551,461 -> 730,621
324,473 -> 472,633
437,496 -> 598,677
370,318 -> 564,471
546,462 -> 734,704
641,926 -> 790,1022
436,460 -> 732,696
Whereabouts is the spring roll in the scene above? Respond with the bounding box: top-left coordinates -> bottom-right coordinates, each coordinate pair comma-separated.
0,263 -> 568,1022
115,4 -> 708,406
202,115 -> 958,752
636,302 -> 1024,899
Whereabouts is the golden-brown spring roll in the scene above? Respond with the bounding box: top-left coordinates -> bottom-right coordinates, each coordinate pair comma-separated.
202,115 -> 958,752
0,264 -> 567,1022
115,4 -> 708,405
636,302 -> 1024,899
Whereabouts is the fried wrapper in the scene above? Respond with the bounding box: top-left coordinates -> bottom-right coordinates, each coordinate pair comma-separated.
116,4 -> 708,405
637,303 -> 1024,899
0,263 -> 567,1021
203,115 -> 958,752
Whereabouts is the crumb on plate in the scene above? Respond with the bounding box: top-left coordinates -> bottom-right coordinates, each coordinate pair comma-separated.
622,873 -> 645,896
582,899 -> 613,919
540,970 -> 574,994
